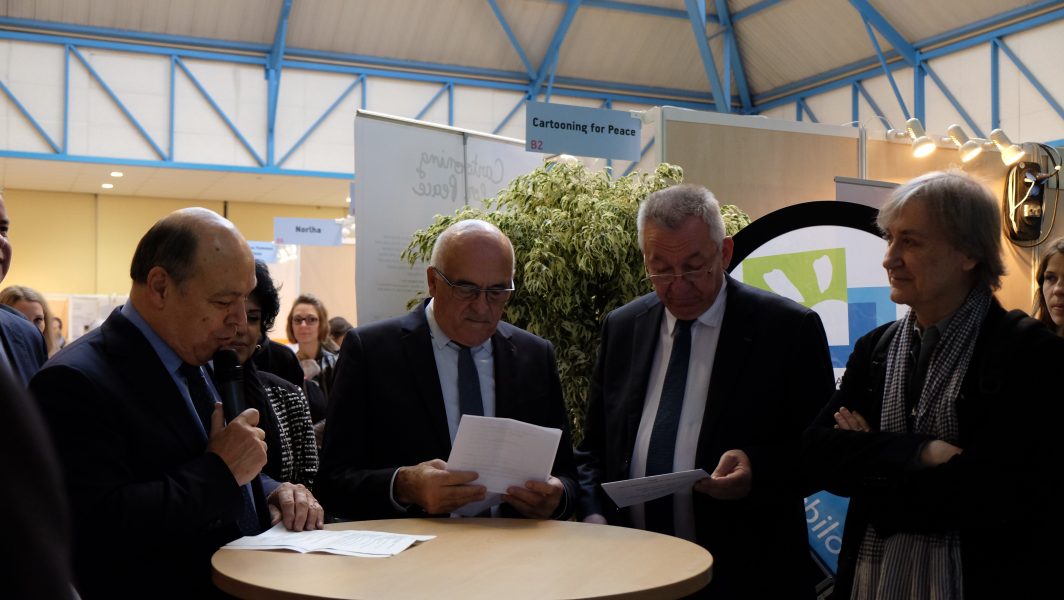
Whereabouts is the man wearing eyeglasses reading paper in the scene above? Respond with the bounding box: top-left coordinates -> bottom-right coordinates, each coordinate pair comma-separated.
317,219 -> 577,521
576,185 -> 834,599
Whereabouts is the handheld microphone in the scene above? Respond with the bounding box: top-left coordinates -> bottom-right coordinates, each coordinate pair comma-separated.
212,349 -> 245,423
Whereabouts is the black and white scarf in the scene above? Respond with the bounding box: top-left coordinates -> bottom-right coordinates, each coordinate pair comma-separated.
851,287 -> 991,600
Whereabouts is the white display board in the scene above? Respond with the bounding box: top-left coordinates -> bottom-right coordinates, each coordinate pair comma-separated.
354,111 -> 542,324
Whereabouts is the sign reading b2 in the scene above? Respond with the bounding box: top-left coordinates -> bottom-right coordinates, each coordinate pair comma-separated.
525,101 -> 641,161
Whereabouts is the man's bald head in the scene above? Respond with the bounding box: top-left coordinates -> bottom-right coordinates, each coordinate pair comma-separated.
129,208 -> 256,365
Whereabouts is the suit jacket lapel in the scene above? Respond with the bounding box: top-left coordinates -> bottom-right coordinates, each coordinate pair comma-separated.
101,309 -> 207,454
626,296 -> 664,450
491,327 -> 517,418
400,304 -> 453,452
697,276 -> 753,465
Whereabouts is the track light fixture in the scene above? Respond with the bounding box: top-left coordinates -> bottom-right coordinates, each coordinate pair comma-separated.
990,129 -> 1026,166
904,118 -> 936,158
946,124 -> 985,163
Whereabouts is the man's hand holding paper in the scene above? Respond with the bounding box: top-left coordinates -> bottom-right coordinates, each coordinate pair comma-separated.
447,415 -> 563,516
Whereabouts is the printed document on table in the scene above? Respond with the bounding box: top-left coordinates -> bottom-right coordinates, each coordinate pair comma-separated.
224,523 -> 435,557
601,469 -> 710,508
447,415 -> 561,496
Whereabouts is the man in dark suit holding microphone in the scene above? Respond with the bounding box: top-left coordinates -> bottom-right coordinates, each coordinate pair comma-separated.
32,208 -> 323,598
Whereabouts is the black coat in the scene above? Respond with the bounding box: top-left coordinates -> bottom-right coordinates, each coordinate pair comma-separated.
31,308 -> 266,599
804,300 -> 1064,600
316,301 -> 579,521
577,276 -> 835,599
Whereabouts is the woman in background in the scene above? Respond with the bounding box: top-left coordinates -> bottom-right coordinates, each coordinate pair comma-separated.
286,294 -> 338,441
1,285 -> 57,356
1035,237 -> 1064,336
231,262 -> 319,487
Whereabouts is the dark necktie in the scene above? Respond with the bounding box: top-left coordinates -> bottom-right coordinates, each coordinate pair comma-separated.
456,343 -> 484,418
644,319 -> 694,535
180,363 -> 215,432
907,325 -> 941,425
181,363 -> 261,535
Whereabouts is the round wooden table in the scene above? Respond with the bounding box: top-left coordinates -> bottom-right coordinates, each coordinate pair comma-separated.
212,518 -> 713,599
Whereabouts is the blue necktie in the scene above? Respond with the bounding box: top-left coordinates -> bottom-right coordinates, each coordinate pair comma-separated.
644,319 -> 693,535
456,343 -> 484,419
181,363 -> 261,535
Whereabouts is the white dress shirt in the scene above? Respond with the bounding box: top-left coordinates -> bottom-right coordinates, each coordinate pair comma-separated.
629,279 -> 728,541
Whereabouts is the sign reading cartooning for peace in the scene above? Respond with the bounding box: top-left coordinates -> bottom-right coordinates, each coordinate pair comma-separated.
525,101 -> 641,161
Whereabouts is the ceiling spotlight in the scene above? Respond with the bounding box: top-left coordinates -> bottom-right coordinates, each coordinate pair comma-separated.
905,118 -> 936,158
101,183 -> 114,189
946,124 -> 984,163
110,171 -> 124,177
989,129 -> 1026,166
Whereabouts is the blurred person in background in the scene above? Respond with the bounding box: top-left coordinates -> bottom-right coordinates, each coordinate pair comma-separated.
0,191 -> 47,384
1034,237 -> 1064,336
1,284 -> 58,356
53,315 -> 66,351
329,315 -> 354,350
286,294 -> 338,430
231,261 -> 319,488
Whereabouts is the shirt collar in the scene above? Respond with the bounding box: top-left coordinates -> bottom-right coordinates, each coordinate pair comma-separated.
121,302 -> 185,376
663,276 -> 728,335
424,298 -> 492,353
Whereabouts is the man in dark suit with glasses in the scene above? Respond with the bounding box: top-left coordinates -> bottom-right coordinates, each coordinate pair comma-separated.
576,184 -> 835,599
318,219 -> 577,521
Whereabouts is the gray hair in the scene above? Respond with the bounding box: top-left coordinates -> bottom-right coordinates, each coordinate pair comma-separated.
429,219 -> 515,275
878,170 -> 1005,290
637,184 -> 725,251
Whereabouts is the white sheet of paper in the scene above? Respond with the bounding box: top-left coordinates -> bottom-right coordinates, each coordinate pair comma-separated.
224,523 -> 435,557
447,415 -> 562,495
601,469 -> 711,508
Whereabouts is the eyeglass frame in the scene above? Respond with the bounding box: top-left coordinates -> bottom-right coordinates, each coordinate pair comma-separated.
292,315 -> 320,325
644,267 -> 716,286
431,266 -> 515,303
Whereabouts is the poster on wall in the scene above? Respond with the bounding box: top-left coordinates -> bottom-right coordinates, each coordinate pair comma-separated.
729,200 -> 901,577
354,111 -> 543,324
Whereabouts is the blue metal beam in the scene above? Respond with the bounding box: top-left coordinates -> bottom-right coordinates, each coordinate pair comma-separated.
756,3 -> 1064,112
63,45 -> 70,152
914,63 -> 925,123
921,62 -> 984,138
733,0 -> 781,21
855,81 -> 891,129
861,17 -> 910,120
996,38 -> 1064,124
0,79 -> 61,153
685,0 -> 730,112
278,76 -> 362,167
493,94 -> 529,135
622,137 -> 655,177
991,41 -> 1000,130
548,0 -> 719,23
530,0 -> 582,97
716,0 -> 751,111
0,148 -> 351,179
0,28 -> 264,66
69,46 -> 167,160
488,0 -> 535,78
848,0 -> 916,66
266,0 -> 292,166
168,56 -> 176,160
415,83 -> 451,120
174,57 -> 265,166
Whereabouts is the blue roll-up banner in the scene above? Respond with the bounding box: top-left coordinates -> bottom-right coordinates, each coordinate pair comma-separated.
525,101 -> 641,161
274,217 -> 342,246
729,200 -> 902,577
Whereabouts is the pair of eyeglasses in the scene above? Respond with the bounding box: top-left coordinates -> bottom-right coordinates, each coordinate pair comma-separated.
432,267 -> 515,303
293,316 -> 319,325
645,268 -> 715,286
